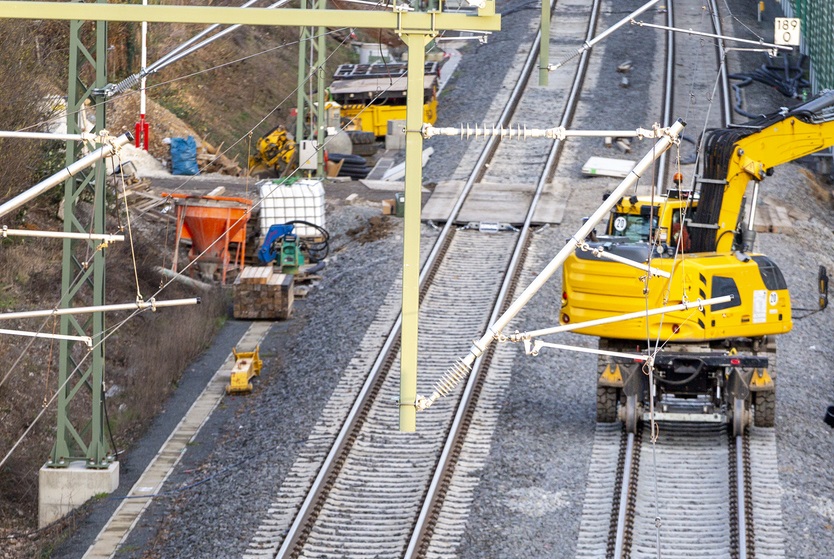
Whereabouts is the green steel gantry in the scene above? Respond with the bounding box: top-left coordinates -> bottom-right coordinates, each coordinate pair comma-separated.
0,1 -> 501,437
49,0 -> 112,469
295,0 -> 327,177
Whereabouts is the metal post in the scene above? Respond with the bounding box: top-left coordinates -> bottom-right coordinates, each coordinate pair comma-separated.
49,2 -> 112,469
539,0 -> 551,86
295,0 -> 326,177
399,31 -> 433,432
315,14 -> 326,177
295,0 -> 308,156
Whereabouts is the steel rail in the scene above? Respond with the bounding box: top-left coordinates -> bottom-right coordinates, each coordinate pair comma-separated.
610,3 -> 751,554
273,4 -> 551,557
656,0 -> 674,194
610,1 -> 736,555
708,0 -> 734,127
612,432 -> 636,558
736,434 -> 749,559
404,0 -> 601,553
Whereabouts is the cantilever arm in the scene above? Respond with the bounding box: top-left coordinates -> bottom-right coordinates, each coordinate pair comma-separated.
417,119 -> 686,411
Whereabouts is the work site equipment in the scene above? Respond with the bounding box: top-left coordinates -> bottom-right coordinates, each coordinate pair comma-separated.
248,124 -> 297,176
329,61 -> 439,137
257,223 -> 295,264
257,221 -> 329,274
560,90 -> 834,435
279,233 -> 304,274
164,193 -> 253,285
226,346 -> 263,394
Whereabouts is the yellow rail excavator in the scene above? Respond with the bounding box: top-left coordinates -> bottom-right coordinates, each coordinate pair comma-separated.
248,124 -> 297,177
561,90 -> 834,435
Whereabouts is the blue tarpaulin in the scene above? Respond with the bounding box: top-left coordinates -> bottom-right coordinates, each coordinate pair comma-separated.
170,136 -> 200,176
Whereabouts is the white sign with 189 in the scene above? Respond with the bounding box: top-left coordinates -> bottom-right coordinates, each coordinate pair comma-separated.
774,17 -> 801,46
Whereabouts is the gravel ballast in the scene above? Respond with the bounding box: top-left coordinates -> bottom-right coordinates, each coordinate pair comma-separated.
52,1 -> 834,557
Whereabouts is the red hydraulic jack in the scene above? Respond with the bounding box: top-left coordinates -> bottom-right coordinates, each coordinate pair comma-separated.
135,115 -> 149,150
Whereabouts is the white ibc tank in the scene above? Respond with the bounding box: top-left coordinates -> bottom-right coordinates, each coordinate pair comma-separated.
259,178 -> 325,238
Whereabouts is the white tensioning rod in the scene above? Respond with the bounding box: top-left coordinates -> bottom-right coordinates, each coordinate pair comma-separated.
584,246 -> 671,278
103,0 -> 292,97
1,227 -> 125,242
0,297 -> 200,321
0,328 -> 92,346
524,340 -> 648,361
417,119 -> 686,411
422,123 -> 660,140
0,132 -> 132,220
512,295 -> 732,341
547,0 -> 663,70
0,131 -> 97,142
631,19 -> 793,52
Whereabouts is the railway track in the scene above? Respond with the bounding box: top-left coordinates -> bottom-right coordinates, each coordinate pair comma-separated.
80,1 -> 795,558
241,0 -> 610,556
576,1 -> 786,557
578,423 -> 784,559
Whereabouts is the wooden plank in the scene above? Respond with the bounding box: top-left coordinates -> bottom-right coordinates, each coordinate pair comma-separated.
770,205 -> 793,233
239,266 -> 273,284
754,205 -> 773,233
422,180 -> 565,225
421,180 -> 465,222
532,177 -> 568,225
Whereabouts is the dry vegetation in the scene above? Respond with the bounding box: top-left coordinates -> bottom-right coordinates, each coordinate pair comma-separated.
0,4 -> 359,555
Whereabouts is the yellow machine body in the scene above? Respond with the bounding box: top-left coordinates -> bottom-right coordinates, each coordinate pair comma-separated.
563,91 -> 834,345
560,91 -> 834,434
339,98 -> 437,137
563,249 -> 793,341
226,346 -> 263,394
248,125 -> 296,176
329,62 -> 439,137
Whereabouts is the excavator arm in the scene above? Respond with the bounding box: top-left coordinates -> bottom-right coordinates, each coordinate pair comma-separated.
690,90 -> 834,253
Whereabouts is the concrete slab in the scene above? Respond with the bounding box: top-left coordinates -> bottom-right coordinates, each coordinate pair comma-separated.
360,179 -> 405,191
39,461 -> 119,529
421,180 -> 566,225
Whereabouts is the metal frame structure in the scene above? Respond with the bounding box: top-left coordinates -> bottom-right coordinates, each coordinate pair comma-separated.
295,0 -> 327,177
781,0 -> 833,93
0,1 -> 501,435
43,1 -> 114,469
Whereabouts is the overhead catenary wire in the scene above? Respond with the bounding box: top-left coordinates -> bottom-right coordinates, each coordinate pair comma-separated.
0,16 -> 377,469
1,0 -> 440,474
102,0 -> 295,98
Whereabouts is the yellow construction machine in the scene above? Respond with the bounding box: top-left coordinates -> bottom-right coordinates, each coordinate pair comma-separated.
329,61 -> 438,137
562,90 -> 834,435
248,124 -> 297,177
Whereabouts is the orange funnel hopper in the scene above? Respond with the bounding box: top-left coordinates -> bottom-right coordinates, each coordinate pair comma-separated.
164,193 -> 253,284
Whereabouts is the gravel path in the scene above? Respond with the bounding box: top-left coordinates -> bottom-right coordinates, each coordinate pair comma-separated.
52,0 -> 834,557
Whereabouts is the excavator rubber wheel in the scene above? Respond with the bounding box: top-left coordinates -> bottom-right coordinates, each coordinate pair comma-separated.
754,389 -> 776,428
348,130 -> 376,145
596,386 -> 619,423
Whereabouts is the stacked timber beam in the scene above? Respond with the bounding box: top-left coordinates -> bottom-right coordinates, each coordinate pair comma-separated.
234,266 -> 293,320
754,198 -> 796,234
